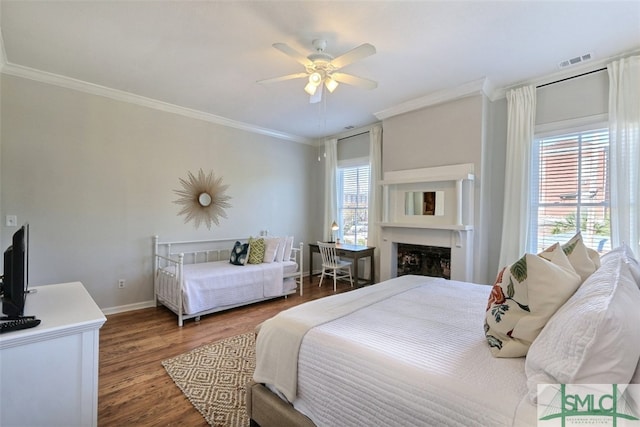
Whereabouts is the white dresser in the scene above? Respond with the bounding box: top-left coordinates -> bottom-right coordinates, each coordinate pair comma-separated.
0,282 -> 106,427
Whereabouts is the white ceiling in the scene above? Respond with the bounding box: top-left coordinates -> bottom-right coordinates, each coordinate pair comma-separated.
1,1 -> 639,143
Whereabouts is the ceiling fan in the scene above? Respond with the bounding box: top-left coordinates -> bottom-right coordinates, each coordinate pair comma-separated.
258,39 -> 377,103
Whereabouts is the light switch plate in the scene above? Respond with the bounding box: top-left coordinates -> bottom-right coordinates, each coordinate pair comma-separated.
6,215 -> 17,227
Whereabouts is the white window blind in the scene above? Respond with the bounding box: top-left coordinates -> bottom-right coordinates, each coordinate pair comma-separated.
338,164 -> 370,245
530,128 -> 610,253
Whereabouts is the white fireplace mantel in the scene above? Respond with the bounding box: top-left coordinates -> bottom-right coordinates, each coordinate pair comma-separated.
379,223 -> 472,231
379,164 -> 475,282
379,163 -> 474,229
380,226 -> 474,282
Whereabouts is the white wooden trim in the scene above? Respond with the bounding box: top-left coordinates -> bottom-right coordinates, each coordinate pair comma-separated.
0,62 -> 312,144
534,115 -> 608,138
374,78 -> 489,120
101,300 -> 156,315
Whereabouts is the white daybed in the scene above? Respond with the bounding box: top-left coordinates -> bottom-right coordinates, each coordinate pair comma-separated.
249,244 -> 640,427
153,235 -> 303,326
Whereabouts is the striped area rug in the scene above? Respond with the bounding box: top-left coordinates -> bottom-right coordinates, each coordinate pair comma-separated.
162,332 -> 256,426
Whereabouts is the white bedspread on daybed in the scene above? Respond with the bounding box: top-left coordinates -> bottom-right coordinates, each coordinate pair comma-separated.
177,260 -> 298,314
255,275 -> 534,427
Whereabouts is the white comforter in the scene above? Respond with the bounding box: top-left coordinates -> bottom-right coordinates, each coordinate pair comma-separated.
254,275 -> 425,401
180,260 -> 293,314
256,275 -> 534,426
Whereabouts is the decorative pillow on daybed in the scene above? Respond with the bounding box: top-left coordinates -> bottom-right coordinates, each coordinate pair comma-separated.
247,237 -> 266,264
525,248 -> 640,402
559,232 -> 600,282
263,237 -> 281,263
282,236 -> 294,261
229,241 -> 249,265
273,236 -> 295,262
485,243 -> 581,358
275,236 -> 287,262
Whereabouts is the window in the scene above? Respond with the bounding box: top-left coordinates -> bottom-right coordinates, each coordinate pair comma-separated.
529,127 -> 610,254
337,163 -> 370,245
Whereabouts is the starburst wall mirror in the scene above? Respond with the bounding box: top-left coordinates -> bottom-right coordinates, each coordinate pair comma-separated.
173,169 -> 231,229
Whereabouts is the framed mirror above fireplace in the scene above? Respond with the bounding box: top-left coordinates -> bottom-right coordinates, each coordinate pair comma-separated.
380,163 -> 474,229
404,191 -> 444,216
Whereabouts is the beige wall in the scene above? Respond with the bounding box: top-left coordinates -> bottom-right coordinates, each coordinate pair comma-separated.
382,96 -> 484,172
379,70 -> 609,284
1,67 -> 611,308
0,74 -> 316,310
382,95 -> 495,284
536,70 -> 608,126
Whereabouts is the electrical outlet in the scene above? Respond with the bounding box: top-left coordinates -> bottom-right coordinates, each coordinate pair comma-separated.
118,279 -> 125,289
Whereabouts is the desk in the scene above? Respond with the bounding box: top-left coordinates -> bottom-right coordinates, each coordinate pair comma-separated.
0,282 -> 106,427
309,243 -> 375,286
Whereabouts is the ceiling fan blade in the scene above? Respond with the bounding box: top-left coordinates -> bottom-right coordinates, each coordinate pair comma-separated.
272,43 -> 313,67
257,72 -> 309,84
332,72 -> 378,90
330,43 -> 376,69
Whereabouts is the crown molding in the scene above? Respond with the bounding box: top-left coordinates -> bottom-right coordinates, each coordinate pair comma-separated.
0,62 -> 313,145
374,78 -> 490,120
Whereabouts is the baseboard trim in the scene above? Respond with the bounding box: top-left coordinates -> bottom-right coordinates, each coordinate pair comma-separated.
102,300 -> 156,316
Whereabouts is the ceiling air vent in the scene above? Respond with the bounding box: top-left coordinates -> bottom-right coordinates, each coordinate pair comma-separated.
559,53 -> 593,69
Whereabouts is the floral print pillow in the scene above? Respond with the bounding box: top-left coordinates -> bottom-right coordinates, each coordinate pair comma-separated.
485,244 -> 581,358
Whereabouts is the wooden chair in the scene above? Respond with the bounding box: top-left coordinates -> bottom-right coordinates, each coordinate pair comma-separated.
317,241 -> 353,292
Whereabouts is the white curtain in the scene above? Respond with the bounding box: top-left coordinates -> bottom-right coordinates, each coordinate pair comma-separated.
498,85 -> 536,268
367,125 -> 382,282
608,55 -> 640,256
323,138 -> 338,242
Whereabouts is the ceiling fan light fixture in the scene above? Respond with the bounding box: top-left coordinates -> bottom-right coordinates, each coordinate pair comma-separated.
260,40 -> 377,103
325,77 -> 339,93
308,72 -> 322,85
305,72 -> 323,95
304,81 -> 318,95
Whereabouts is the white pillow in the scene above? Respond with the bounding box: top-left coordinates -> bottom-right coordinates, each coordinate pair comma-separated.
525,251 -> 640,403
275,236 -> 287,262
283,236 -> 294,261
632,363 -> 640,384
262,237 -> 280,263
484,244 -> 581,357
561,232 -> 599,282
602,244 -> 640,288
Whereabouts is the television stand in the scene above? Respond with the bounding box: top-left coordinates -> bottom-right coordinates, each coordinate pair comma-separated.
0,282 -> 106,427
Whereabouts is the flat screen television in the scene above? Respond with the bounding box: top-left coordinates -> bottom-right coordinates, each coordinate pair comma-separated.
1,224 -> 29,319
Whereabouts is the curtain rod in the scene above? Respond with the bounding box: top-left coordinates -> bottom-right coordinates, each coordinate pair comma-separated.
536,67 -> 607,89
338,130 -> 370,141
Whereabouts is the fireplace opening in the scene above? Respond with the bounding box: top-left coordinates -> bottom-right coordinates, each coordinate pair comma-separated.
397,243 -> 451,280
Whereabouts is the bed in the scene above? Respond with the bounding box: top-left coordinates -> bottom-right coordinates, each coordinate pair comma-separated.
248,243 -> 640,427
153,235 -> 304,326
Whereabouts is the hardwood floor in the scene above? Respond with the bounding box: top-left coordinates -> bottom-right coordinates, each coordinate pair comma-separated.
98,277 -> 353,426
